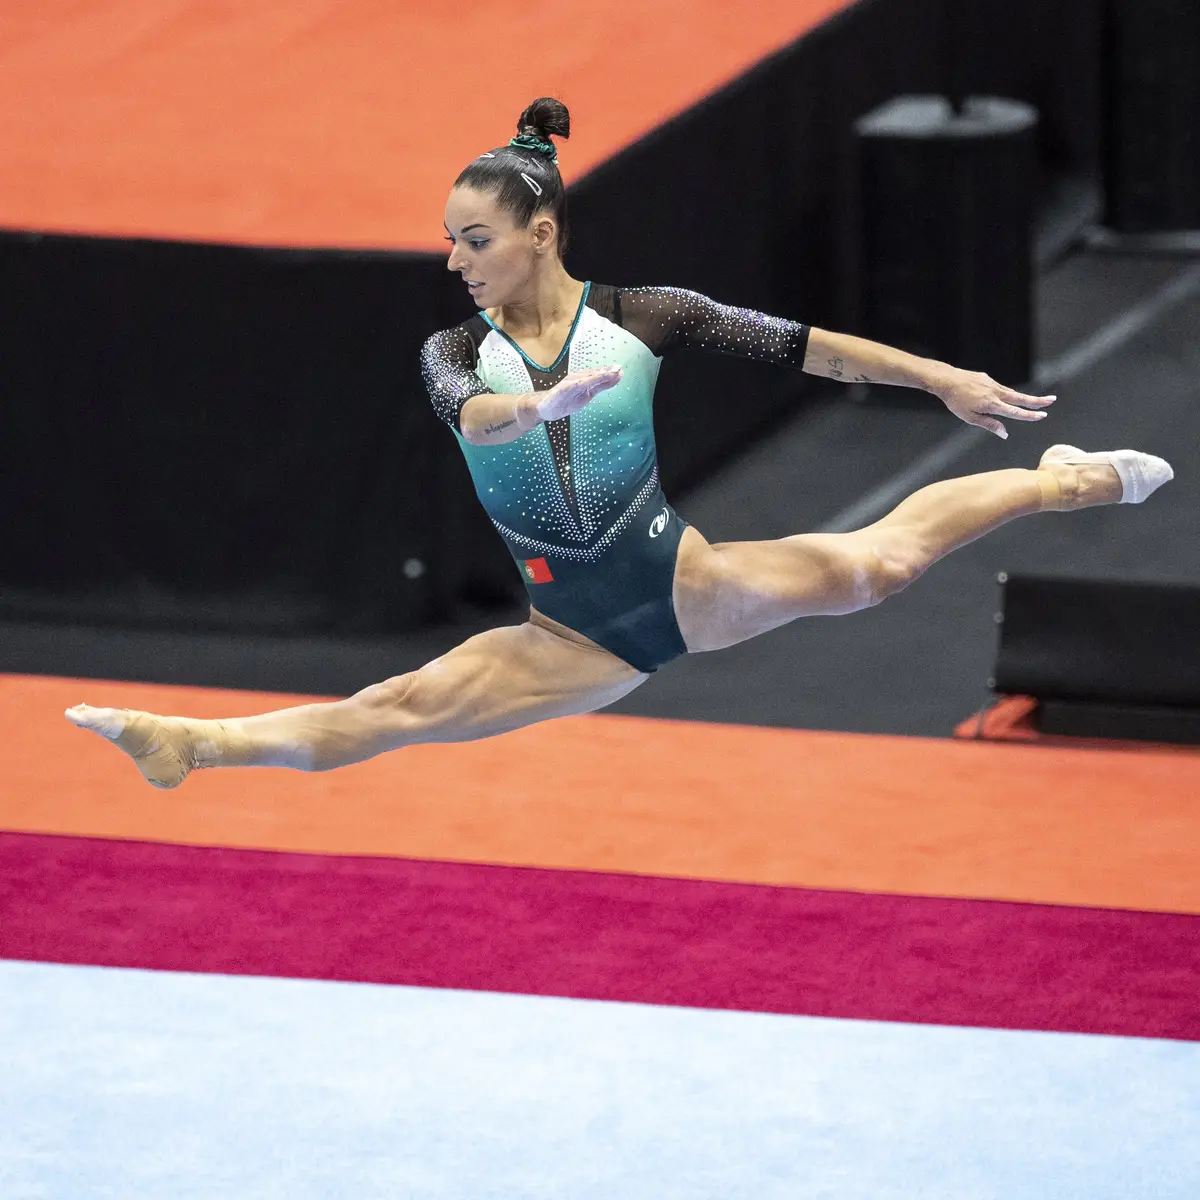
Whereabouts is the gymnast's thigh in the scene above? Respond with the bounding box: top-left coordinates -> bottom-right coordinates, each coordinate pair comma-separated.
372,614 -> 649,745
670,524 -> 872,653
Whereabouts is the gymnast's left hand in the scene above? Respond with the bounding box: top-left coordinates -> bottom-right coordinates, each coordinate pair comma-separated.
534,365 -> 623,422
932,368 -> 1056,440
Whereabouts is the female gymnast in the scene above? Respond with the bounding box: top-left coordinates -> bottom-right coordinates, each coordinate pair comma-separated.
66,97 -> 1173,788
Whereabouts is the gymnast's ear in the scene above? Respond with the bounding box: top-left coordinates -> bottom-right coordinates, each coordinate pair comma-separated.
530,212 -> 559,255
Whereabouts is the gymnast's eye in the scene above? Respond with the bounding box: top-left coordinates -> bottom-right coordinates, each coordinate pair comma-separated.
443,235 -> 490,251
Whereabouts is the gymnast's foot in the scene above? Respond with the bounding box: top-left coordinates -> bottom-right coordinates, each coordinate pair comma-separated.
64,704 -> 203,789
1037,444 -> 1173,511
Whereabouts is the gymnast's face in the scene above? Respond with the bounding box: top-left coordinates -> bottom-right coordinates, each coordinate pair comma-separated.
444,186 -> 556,309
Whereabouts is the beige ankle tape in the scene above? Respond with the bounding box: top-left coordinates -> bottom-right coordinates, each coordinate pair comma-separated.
192,718 -> 253,769
1035,469 -> 1065,512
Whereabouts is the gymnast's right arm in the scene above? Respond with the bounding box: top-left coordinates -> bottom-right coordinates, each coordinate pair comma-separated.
420,328 -> 527,445
421,329 -> 621,446
459,393 -> 542,445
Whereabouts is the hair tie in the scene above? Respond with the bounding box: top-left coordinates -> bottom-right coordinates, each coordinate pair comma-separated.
509,133 -> 558,163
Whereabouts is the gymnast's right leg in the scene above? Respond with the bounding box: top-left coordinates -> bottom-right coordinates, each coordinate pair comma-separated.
64,615 -> 648,789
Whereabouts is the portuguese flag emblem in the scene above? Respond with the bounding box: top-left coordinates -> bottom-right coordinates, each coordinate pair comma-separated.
523,557 -> 554,584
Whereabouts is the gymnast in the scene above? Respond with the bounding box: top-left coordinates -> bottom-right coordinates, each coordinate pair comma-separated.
66,97 -> 1173,787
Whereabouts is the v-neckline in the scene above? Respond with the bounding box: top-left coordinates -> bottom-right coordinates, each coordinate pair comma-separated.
482,281 -> 592,374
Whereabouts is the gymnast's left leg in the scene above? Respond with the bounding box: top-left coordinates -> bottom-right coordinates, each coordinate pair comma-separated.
673,445 -> 1173,651
64,614 -> 647,788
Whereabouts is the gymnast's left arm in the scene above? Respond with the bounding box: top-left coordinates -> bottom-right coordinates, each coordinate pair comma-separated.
803,327 -> 1056,440
620,288 -> 1054,440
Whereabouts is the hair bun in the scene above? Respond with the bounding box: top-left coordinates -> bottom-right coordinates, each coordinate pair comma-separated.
516,97 -> 571,143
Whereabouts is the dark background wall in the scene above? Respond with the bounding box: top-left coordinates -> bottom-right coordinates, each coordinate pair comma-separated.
0,0 -> 1104,636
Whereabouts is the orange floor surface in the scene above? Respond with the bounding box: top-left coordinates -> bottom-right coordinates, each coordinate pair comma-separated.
0,0 -> 853,250
3,673 -> 1199,916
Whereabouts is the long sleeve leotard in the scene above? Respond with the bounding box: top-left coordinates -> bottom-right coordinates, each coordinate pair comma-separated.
420,284 -> 810,670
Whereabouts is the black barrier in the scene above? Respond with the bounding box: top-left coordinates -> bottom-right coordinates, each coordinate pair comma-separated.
0,232 -> 518,634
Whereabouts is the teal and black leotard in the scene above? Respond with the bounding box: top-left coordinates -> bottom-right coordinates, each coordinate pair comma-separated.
421,285 -> 810,673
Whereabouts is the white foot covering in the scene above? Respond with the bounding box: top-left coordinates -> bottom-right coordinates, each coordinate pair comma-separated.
1040,444 -> 1174,505
64,703 -> 197,789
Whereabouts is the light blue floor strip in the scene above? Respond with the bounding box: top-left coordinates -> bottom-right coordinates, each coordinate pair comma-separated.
1,960 -> 1197,1199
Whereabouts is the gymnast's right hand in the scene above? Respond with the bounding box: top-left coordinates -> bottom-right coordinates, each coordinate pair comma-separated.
535,365 -> 623,422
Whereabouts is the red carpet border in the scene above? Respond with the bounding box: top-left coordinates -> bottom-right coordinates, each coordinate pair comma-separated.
2,831 -> 1197,1041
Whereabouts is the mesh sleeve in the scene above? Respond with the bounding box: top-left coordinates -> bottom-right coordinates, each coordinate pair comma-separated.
420,327 -> 493,430
619,287 -> 811,367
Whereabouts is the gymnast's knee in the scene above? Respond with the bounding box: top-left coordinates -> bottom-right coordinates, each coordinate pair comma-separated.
860,532 -> 929,606
349,672 -> 424,727
303,672 -> 423,768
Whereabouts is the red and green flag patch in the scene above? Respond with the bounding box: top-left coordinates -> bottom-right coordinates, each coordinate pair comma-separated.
523,557 -> 554,584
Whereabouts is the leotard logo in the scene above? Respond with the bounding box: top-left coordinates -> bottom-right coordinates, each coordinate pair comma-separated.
649,508 -> 669,538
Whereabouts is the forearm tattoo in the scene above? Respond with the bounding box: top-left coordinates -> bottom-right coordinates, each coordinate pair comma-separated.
484,418 -> 516,436
827,355 -> 845,380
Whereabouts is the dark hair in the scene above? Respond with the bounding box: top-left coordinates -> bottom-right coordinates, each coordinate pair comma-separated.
454,98 -> 571,255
